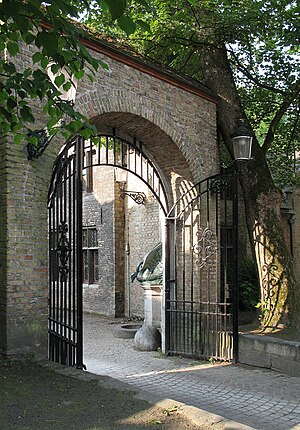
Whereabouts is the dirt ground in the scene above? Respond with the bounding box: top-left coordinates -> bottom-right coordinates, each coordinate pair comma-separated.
0,359 -> 205,430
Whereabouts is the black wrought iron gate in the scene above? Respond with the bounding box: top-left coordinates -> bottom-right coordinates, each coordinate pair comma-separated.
48,133 -> 168,367
48,132 -> 238,366
165,170 -> 239,362
48,136 -> 85,367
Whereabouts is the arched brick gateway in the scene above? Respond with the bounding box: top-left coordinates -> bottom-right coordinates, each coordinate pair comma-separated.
0,31 -> 219,360
48,132 -> 238,367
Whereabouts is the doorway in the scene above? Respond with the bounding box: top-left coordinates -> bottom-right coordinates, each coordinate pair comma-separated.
48,134 -> 238,367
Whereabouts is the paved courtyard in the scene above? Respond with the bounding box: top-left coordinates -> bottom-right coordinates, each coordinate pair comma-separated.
83,314 -> 300,430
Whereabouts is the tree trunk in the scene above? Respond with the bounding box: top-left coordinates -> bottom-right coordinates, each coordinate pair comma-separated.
200,43 -> 300,329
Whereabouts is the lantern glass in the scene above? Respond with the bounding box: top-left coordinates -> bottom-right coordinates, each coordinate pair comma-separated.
46,62 -> 78,103
232,136 -> 253,161
115,168 -> 127,184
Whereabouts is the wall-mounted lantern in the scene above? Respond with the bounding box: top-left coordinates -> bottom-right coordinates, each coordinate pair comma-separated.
26,63 -> 78,160
46,62 -> 78,102
115,167 -> 127,185
231,119 -> 253,161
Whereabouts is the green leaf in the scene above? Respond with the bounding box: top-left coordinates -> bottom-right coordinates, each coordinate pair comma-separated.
66,119 -> 83,133
36,31 -> 58,56
7,41 -> 19,56
50,63 -> 61,74
74,69 -> 85,80
41,57 -> 48,69
63,81 -> 72,92
48,106 -> 58,117
23,68 -> 32,79
3,62 -> 16,74
47,117 -> 59,129
62,102 -> 75,117
80,128 -> 93,139
17,90 -> 26,99
136,20 -> 151,33
0,91 -> 9,101
103,0 -> 127,20
0,37 -> 5,51
15,14 -> 30,32
87,74 -> 94,83
14,134 -> 24,145
21,79 -> 33,93
54,73 -> 65,88
32,52 -> 43,64
7,98 -> 17,109
0,107 -> 12,121
117,15 -> 136,35
26,134 -> 39,146
7,31 -> 20,42
20,106 -> 34,122
1,0 -> 20,17
0,121 -> 10,134
12,122 -> 23,133
99,59 -> 109,70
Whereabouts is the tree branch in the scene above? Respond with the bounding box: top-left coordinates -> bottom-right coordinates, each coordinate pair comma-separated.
287,106 -> 300,156
263,79 -> 300,153
228,47 -> 286,96
181,48 -> 196,70
184,0 -> 202,31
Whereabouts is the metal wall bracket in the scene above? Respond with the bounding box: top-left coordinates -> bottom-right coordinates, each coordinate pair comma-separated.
121,190 -> 146,205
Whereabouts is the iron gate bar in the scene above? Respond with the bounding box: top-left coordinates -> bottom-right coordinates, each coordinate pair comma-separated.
165,170 -> 238,362
232,164 -> 239,363
75,136 -> 86,369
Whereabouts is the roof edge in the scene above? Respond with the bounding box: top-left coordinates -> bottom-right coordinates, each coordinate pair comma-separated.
41,21 -> 217,104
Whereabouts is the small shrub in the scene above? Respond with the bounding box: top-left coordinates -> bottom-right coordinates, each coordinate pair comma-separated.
238,257 -> 260,311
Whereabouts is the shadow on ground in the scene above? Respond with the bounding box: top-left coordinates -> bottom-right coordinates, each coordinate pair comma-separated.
0,360 -> 203,429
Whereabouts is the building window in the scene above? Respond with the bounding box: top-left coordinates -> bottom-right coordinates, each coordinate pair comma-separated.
83,227 -> 99,284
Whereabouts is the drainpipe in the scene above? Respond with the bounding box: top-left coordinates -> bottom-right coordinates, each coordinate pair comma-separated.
126,242 -> 131,318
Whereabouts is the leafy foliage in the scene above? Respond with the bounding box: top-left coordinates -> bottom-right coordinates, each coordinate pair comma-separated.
0,0 -> 148,146
238,257 -> 260,311
93,0 -> 300,187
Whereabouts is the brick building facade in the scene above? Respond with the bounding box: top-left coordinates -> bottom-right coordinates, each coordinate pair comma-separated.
0,32 -> 218,359
81,159 -> 163,319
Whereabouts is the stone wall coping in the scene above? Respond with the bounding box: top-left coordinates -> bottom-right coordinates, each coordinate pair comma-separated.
239,332 -> 300,376
41,21 -> 217,104
240,332 -> 300,348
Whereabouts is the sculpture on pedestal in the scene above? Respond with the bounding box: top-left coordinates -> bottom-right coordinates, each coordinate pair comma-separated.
131,242 -> 163,351
131,242 -> 163,285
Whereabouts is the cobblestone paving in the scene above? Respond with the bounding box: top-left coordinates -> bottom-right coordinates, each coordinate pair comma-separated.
83,314 -> 300,430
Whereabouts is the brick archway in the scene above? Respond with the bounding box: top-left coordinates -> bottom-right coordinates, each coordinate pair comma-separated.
1,33 -> 218,360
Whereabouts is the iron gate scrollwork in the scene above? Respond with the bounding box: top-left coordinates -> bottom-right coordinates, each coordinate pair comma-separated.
191,225 -> 217,269
56,221 -> 70,282
165,169 -> 238,362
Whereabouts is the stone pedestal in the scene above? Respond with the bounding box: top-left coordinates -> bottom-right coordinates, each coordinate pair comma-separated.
134,284 -> 162,351
142,284 -> 162,329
